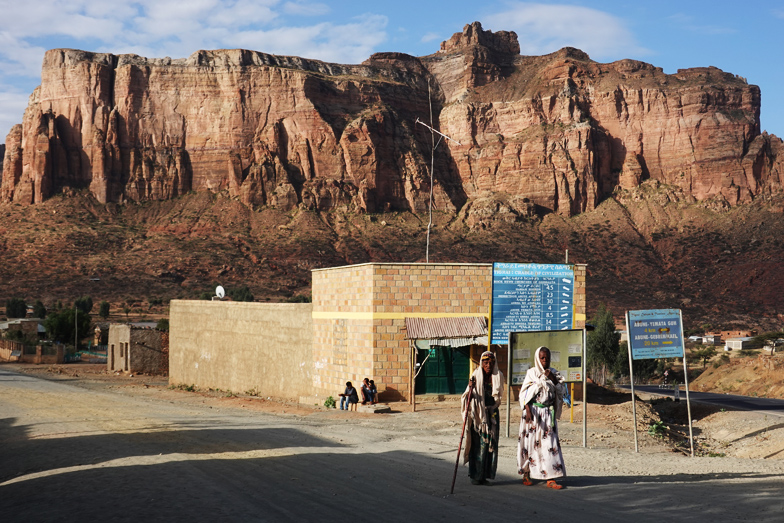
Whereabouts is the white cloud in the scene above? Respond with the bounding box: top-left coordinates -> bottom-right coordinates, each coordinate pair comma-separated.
230,14 -> 387,63
484,2 -> 648,61
420,32 -> 440,43
0,87 -> 30,141
283,1 -> 330,16
0,33 -> 48,77
0,1 -> 391,139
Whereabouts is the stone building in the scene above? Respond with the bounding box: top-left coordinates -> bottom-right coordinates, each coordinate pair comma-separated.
108,324 -> 168,375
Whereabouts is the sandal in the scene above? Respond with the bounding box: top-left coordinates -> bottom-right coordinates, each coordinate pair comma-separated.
522,476 -> 533,486
546,480 -> 563,490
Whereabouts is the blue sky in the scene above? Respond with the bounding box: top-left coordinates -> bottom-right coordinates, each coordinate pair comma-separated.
1,0 -> 782,141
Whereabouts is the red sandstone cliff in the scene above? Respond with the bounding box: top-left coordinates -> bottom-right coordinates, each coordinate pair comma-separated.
3,22 -> 782,218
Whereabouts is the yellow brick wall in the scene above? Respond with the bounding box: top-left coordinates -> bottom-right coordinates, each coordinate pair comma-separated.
312,265 -> 376,396
312,263 -> 493,401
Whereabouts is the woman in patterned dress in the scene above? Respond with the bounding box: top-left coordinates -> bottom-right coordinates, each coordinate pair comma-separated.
461,351 -> 505,485
517,346 -> 567,489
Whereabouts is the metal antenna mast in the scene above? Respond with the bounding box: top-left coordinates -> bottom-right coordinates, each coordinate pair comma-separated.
415,81 -> 461,263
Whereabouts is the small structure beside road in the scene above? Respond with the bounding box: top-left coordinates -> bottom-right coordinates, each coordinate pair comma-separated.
108,324 -> 168,375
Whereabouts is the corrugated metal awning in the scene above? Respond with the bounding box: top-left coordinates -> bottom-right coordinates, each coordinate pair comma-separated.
404,316 -> 488,345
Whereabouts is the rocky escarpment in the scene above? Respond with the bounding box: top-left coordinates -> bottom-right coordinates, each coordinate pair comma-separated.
2,22 -> 782,219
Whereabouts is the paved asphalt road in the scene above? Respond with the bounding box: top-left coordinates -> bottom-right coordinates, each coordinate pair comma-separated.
2,367 -> 784,522
621,385 -> 784,418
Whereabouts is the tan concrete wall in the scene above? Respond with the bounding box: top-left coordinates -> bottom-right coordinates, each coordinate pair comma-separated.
169,300 -> 313,400
108,324 -> 131,372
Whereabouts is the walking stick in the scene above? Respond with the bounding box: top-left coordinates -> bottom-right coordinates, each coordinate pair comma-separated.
451,376 -> 475,494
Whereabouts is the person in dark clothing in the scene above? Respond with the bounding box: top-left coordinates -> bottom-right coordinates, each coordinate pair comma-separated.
461,351 -> 504,485
339,381 -> 359,410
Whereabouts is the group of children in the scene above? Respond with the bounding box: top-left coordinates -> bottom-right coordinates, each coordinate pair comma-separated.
338,378 -> 377,410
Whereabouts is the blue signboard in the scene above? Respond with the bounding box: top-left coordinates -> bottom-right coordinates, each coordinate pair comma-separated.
491,263 -> 575,344
627,309 -> 685,360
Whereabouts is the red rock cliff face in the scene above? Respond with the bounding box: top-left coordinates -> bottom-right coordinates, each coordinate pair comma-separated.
3,22 -> 782,217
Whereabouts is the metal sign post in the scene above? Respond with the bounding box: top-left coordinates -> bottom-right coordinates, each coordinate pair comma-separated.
582,326 -> 588,448
679,318 -> 695,456
625,312 -> 639,453
627,309 -> 694,456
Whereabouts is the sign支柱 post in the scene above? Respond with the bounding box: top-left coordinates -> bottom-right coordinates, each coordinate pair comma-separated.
625,308 -> 694,456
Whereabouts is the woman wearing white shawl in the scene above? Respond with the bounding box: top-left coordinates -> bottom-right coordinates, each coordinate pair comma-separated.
460,351 -> 504,485
517,346 -> 567,489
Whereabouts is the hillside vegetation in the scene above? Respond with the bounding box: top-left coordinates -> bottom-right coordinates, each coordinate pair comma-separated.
1,182 -> 784,329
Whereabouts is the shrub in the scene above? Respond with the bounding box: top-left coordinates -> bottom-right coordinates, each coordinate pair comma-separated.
33,300 -> 47,319
5,297 -> 27,318
228,285 -> 254,302
286,294 -> 312,303
324,396 -> 336,408
99,301 -> 110,319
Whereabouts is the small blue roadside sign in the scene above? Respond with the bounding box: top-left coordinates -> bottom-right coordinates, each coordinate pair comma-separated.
627,309 -> 685,360
491,263 -> 574,344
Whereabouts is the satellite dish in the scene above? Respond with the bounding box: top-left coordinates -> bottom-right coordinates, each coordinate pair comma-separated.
215,285 -> 225,299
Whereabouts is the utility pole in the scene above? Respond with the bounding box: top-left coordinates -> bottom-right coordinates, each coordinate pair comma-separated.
415,85 -> 460,263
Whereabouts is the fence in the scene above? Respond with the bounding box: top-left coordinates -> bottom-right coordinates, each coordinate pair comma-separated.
0,340 -> 66,364
0,340 -> 24,362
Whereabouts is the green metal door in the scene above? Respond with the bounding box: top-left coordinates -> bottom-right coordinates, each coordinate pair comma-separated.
415,345 -> 471,394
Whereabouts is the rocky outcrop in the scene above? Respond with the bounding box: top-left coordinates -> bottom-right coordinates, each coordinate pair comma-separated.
2,22 -> 782,218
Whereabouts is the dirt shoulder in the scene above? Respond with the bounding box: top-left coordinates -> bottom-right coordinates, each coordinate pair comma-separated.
691,352 -> 784,399
6,362 -> 784,462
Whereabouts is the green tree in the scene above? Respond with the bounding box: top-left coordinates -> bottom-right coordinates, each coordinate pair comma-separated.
587,303 -> 620,386
752,331 -> 784,346
6,297 -> 27,318
99,301 -> 110,319
148,297 -> 163,309
33,300 -> 47,319
690,345 -> 718,368
44,308 -> 91,346
156,318 -> 170,332
75,296 -> 93,314
614,341 -> 658,381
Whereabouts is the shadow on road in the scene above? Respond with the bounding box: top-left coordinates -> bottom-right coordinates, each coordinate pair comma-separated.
0,416 -> 341,484
2,440 -> 783,522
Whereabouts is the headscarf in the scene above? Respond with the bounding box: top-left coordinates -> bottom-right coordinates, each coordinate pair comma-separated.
461,351 -> 505,463
519,346 -> 565,421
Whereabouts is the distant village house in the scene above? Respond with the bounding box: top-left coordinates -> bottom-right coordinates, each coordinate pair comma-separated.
108,324 -> 168,375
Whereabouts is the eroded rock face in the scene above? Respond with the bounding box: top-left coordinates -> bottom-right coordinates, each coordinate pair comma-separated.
2,22 -> 781,218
